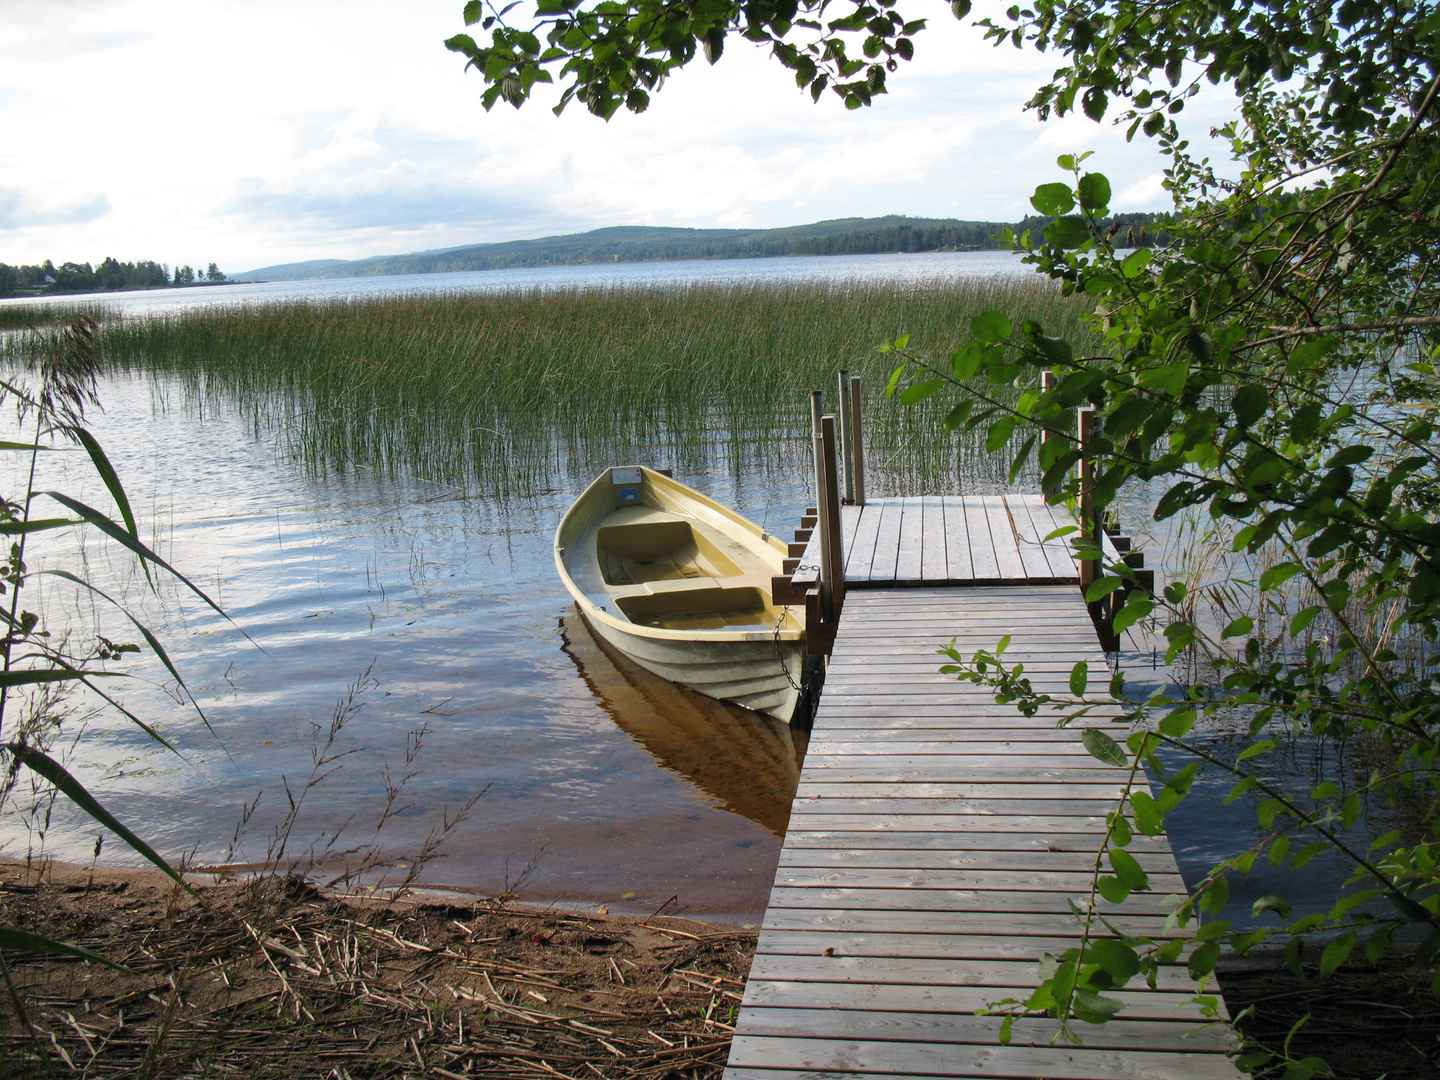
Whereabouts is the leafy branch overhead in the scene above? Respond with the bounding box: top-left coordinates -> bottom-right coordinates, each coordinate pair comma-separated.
446,0 -> 937,116
441,0 -> 1440,1057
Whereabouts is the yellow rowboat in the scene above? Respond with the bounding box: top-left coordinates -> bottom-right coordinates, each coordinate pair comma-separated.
554,467 -> 806,723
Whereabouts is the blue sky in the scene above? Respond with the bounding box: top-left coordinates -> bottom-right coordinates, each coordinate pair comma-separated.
1,0 -> 1225,273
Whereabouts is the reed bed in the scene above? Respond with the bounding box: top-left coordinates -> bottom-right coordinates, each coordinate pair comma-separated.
83,278 -> 1094,494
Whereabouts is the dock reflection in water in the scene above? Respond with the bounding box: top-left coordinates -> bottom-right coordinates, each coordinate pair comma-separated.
561,607 -> 807,837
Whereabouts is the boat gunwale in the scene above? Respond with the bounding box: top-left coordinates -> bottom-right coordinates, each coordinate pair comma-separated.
554,467 -> 804,645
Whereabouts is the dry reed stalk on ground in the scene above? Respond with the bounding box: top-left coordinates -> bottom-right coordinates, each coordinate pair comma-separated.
0,865 -> 756,1079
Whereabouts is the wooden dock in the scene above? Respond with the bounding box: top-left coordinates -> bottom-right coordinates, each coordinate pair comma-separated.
724,495 -> 1240,1080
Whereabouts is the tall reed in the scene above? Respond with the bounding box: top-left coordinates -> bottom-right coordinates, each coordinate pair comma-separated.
82,279 -> 1094,492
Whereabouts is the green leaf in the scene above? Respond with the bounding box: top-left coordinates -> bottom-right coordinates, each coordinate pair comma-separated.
1087,937 -> 1141,979
40,569 -> 213,740
1319,930 -> 1355,978
1044,215 -> 1091,249
1071,990 -> 1125,1024
0,927 -> 129,972
970,310 -> 1013,342
1096,875 -> 1130,903
1229,384 -> 1269,428
70,426 -> 140,544
1290,605 -> 1324,637
1111,594 -> 1153,632
1077,172 -> 1111,210
884,364 -> 905,398
45,492 -> 231,624
6,743 -> 192,894
0,668 -> 97,689
1085,577 -> 1124,602
1108,848 -> 1150,892
898,378 -> 946,405
1069,660 -> 1088,696
1187,941 -> 1221,980
1081,727 -> 1126,767
1129,790 -> 1164,833
985,415 -> 1018,453
1120,248 -> 1152,278
1221,616 -> 1253,639
1030,182 -> 1075,216
0,517 -> 82,535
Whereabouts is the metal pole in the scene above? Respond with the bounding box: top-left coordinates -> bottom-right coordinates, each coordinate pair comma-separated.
849,375 -> 866,506
837,369 -> 853,504
820,414 -> 846,614
811,390 -> 833,620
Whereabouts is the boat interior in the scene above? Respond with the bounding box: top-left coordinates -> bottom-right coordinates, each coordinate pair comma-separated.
563,475 -> 801,635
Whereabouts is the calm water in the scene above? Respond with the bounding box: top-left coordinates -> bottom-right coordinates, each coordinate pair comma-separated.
0,250 -> 1033,320
4,370 -> 818,923
1,250 -> 1380,930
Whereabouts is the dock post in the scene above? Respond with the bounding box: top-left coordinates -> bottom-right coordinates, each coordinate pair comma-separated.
1040,370 -> 1059,500
1077,406 -> 1098,590
1077,406 -> 1118,649
811,390 -> 834,622
849,375 -> 865,506
820,414 -> 847,614
837,369 -> 854,504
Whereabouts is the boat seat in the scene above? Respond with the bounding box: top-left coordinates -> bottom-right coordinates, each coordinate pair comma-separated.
596,507 -> 744,585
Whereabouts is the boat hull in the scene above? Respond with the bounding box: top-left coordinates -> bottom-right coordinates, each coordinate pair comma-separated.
555,466 -> 806,722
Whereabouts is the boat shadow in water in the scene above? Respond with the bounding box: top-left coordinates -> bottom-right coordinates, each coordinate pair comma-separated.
561,606 -> 807,837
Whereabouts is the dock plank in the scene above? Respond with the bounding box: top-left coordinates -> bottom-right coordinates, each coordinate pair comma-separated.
725,573 -> 1239,1079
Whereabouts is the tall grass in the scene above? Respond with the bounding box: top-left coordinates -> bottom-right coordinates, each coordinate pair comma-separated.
75,279 -> 1095,492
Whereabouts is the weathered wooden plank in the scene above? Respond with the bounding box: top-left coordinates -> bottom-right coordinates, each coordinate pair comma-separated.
776,848 -> 1177,873
772,867 -> 1186,894
918,496 -> 947,582
794,789 -> 1128,806
940,497 -> 974,581
867,502 -> 904,583
746,954 -> 1196,992
894,499 -> 925,582
844,503 -> 884,583
733,1008 -> 1236,1054
736,982 -> 1225,1021
800,767 -> 1128,783
1000,494 -> 1057,582
765,886 -> 1175,917
782,813 -> 1110,833
960,499 -> 1002,580
761,907 -> 1178,938
726,1036 -> 1238,1080
727,579 -> 1238,1080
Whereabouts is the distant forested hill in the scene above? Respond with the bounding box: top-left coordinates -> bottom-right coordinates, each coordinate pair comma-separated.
233,214 -> 1165,282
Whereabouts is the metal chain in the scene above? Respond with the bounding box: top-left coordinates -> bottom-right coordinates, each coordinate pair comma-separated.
773,605 -> 803,692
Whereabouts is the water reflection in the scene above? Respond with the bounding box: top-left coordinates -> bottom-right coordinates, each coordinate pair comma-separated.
561,608 -> 807,836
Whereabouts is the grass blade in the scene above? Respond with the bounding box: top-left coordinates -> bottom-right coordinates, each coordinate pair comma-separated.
5,742 -> 192,893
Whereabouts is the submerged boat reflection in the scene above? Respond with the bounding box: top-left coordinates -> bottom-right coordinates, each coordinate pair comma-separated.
561,607 -> 807,836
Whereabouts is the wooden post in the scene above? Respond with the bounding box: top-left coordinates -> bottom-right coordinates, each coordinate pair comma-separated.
820,414 -> 846,614
811,390 -> 834,621
1077,406 -> 1118,649
837,369 -> 854,504
849,375 -> 866,506
1040,370 -> 1059,500
1077,406 -> 1098,591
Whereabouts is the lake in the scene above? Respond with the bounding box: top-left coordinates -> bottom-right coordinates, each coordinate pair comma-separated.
0,250 -> 1376,929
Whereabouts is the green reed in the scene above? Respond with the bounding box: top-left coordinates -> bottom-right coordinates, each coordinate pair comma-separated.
82,279 -> 1094,493
0,301 -> 111,332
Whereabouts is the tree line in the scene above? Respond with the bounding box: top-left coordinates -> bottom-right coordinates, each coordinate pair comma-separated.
0,258 -> 229,297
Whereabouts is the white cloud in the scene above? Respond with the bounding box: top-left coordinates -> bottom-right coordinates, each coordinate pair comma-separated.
1117,174 -> 1171,211
0,0 -> 1232,271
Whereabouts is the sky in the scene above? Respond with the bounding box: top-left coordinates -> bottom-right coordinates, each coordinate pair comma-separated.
0,0 -> 1226,274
